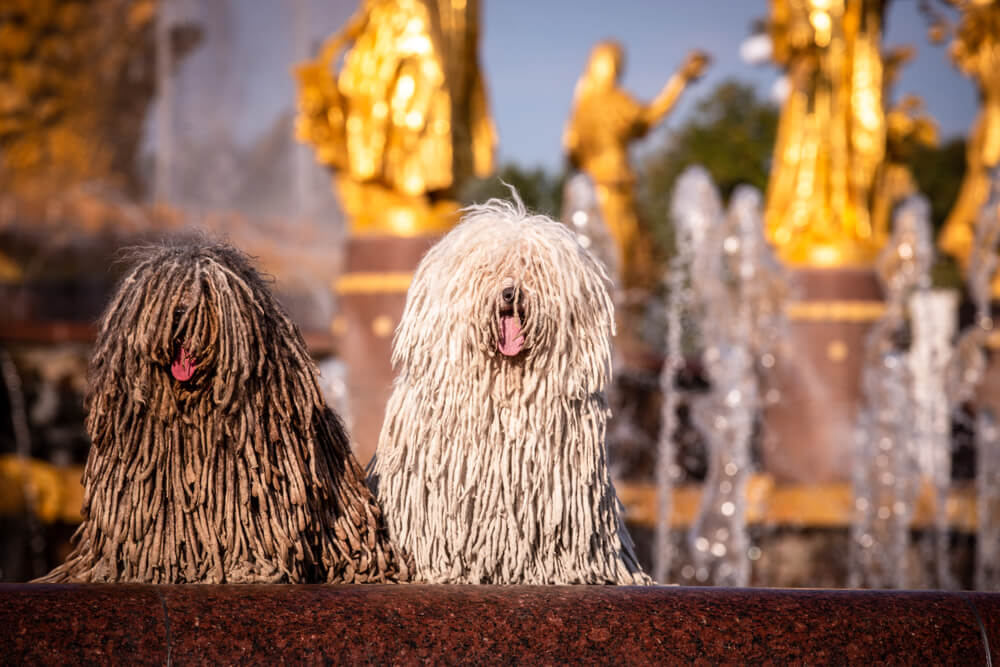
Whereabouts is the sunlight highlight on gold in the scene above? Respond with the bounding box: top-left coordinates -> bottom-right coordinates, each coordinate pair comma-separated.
295,0 -> 495,236
765,0 -> 888,267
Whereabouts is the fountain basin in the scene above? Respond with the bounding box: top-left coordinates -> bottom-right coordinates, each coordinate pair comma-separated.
1,584 -> 996,662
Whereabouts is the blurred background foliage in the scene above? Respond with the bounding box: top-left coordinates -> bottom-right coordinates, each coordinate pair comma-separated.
461,163 -> 567,218
636,79 -> 777,263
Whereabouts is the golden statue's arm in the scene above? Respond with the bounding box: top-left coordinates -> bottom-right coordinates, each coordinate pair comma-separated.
643,50 -> 711,130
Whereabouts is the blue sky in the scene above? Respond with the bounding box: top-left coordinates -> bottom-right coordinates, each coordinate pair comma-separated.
214,0 -> 978,173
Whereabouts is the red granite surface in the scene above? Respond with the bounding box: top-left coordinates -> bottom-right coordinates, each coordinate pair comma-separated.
1,584 -> 167,664
1,585 -> 994,663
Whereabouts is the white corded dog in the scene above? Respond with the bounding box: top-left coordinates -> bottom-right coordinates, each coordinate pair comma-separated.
370,195 -> 650,584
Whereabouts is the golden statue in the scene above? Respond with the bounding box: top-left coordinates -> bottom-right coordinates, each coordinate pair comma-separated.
0,0 -> 186,198
936,0 -> 1000,282
765,0 -> 889,267
296,0 -> 496,236
870,46 -> 938,243
563,41 -> 709,284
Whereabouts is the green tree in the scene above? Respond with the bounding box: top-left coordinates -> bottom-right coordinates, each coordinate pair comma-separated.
460,164 -> 566,217
908,137 -> 966,232
907,137 -> 967,288
637,79 -> 778,256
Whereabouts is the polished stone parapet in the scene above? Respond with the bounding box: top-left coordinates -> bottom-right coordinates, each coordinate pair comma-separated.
1,584 -> 996,663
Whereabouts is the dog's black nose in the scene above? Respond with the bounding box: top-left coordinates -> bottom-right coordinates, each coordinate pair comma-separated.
502,287 -> 515,304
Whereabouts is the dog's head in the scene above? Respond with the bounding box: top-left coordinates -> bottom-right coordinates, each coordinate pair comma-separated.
92,241 -> 295,414
394,197 -> 615,396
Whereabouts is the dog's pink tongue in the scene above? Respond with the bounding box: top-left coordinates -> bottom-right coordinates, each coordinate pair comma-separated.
171,345 -> 196,382
499,314 -> 525,356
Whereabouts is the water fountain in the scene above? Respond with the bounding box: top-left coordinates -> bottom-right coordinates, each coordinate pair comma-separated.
688,185 -> 786,586
317,357 -> 353,434
655,166 -> 719,582
849,195 -> 933,589
908,288 -> 960,589
851,348 -> 915,589
976,412 -> 1000,590
154,0 -> 175,202
967,169 -> 1000,591
561,173 -> 619,287
658,169 -> 785,585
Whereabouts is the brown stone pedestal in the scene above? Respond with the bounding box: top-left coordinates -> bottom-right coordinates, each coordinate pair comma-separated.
333,235 -> 440,466
976,308 -> 1000,420
761,269 -> 884,484
979,354 -> 1000,424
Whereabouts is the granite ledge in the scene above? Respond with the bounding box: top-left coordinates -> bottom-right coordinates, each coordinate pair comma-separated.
0,584 -> 993,664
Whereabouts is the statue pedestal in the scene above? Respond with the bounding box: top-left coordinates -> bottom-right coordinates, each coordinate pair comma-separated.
761,269 -> 884,484
334,235 -> 439,466
978,331 -> 1000,424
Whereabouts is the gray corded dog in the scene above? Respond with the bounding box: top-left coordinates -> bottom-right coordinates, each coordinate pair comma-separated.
40,241 -> 411,583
